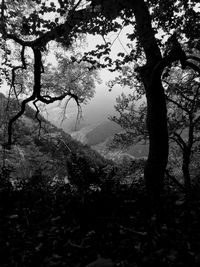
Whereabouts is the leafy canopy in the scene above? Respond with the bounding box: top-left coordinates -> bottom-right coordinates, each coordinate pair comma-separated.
0,0 -> 200,149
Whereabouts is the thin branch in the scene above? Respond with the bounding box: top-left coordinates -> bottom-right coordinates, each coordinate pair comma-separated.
9,45 -> 27,100
117,36 -> 129,54
173,85 -> 196,104
187,55 -> 200,64
7,93 -> 36,148
110,23 -> 124,47
173,132 -> 187,150
165,169 -> 185,192
6,7 -> 95,48
69,0 -> 83,14
166,95 -> 189,114
169,136 -> 184,150
33,99 -> 42,136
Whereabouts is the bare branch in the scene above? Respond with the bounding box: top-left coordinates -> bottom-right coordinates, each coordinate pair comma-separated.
169,136 -> 184,150
7,93 -> 36,148
187,55 -> 200,64
166,95 -> 189,114
165,169 -> 185,192
173,132 -> 186,150
6,8 -> 93,48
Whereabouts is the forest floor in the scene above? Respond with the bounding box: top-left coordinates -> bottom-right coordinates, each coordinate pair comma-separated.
1,184 -> 200,267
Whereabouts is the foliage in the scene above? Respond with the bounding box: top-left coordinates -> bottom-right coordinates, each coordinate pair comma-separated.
1,177 -> 200,266
109,93 -> 147,149
166,67 -> 200,145
42,53 -> 101,105
0,0 -> 108,145
165,66 -> 200,188
1,0 -> 200,199
110,64 -> 200,190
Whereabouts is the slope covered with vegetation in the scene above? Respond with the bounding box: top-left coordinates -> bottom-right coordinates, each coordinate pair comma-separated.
1,92 -> 200,267
1,0 -> 200,266
0,93 -> 113,191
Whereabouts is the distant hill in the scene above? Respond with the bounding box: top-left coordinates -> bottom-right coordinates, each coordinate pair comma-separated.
86,121 -> 122,146
69,118 -> 149,159
92,137 -> 148,162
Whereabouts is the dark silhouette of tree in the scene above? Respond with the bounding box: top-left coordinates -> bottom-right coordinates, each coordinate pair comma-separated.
0,0 -> 115,146
0,0 -> 200,202
166,67 -> 200,191
110,66 -> 200,193
92,0 -> 200,203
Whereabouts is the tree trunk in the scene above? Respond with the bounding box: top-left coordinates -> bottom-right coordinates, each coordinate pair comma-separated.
142,67 -> 168,203
182,148 -> 191,191
129,0 -> 169,203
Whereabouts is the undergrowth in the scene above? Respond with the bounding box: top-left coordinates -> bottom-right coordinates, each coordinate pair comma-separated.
1,172 -> 200,267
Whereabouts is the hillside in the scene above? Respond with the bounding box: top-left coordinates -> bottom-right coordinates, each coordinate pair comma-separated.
70,120 -> 122,145
0,93 -> 112,189
86,120 -> 122,146
69,119 -> 148,160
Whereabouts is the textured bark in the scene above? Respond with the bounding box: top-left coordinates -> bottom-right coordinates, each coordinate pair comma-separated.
130,0 -> 168,201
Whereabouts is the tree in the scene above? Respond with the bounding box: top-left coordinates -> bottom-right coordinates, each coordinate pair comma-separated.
0,0 -> 200,202
166,67 -> 200,191
109,92 -> 147,148
0,0 -> 112,146
96,0 -> 200,203
42,52 -> 100,102
110,65 -> 200,192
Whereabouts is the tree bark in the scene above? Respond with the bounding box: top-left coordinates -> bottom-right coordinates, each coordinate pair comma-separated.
130,0 -> 168,202
142,67 -> 168,203
182,148 -> 191,191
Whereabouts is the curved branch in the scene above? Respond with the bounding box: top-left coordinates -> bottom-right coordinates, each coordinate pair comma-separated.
9,45 -> 27,98
7,46 -> 81,147
6,8 -> 93,48
173,132 -> 186,151
166,95 -> 190,114
6,47 -> 40,147
7,93 -> 36,148
187,55 -> 200,64
153,39 -> 187,78
169,136 -> 184,150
